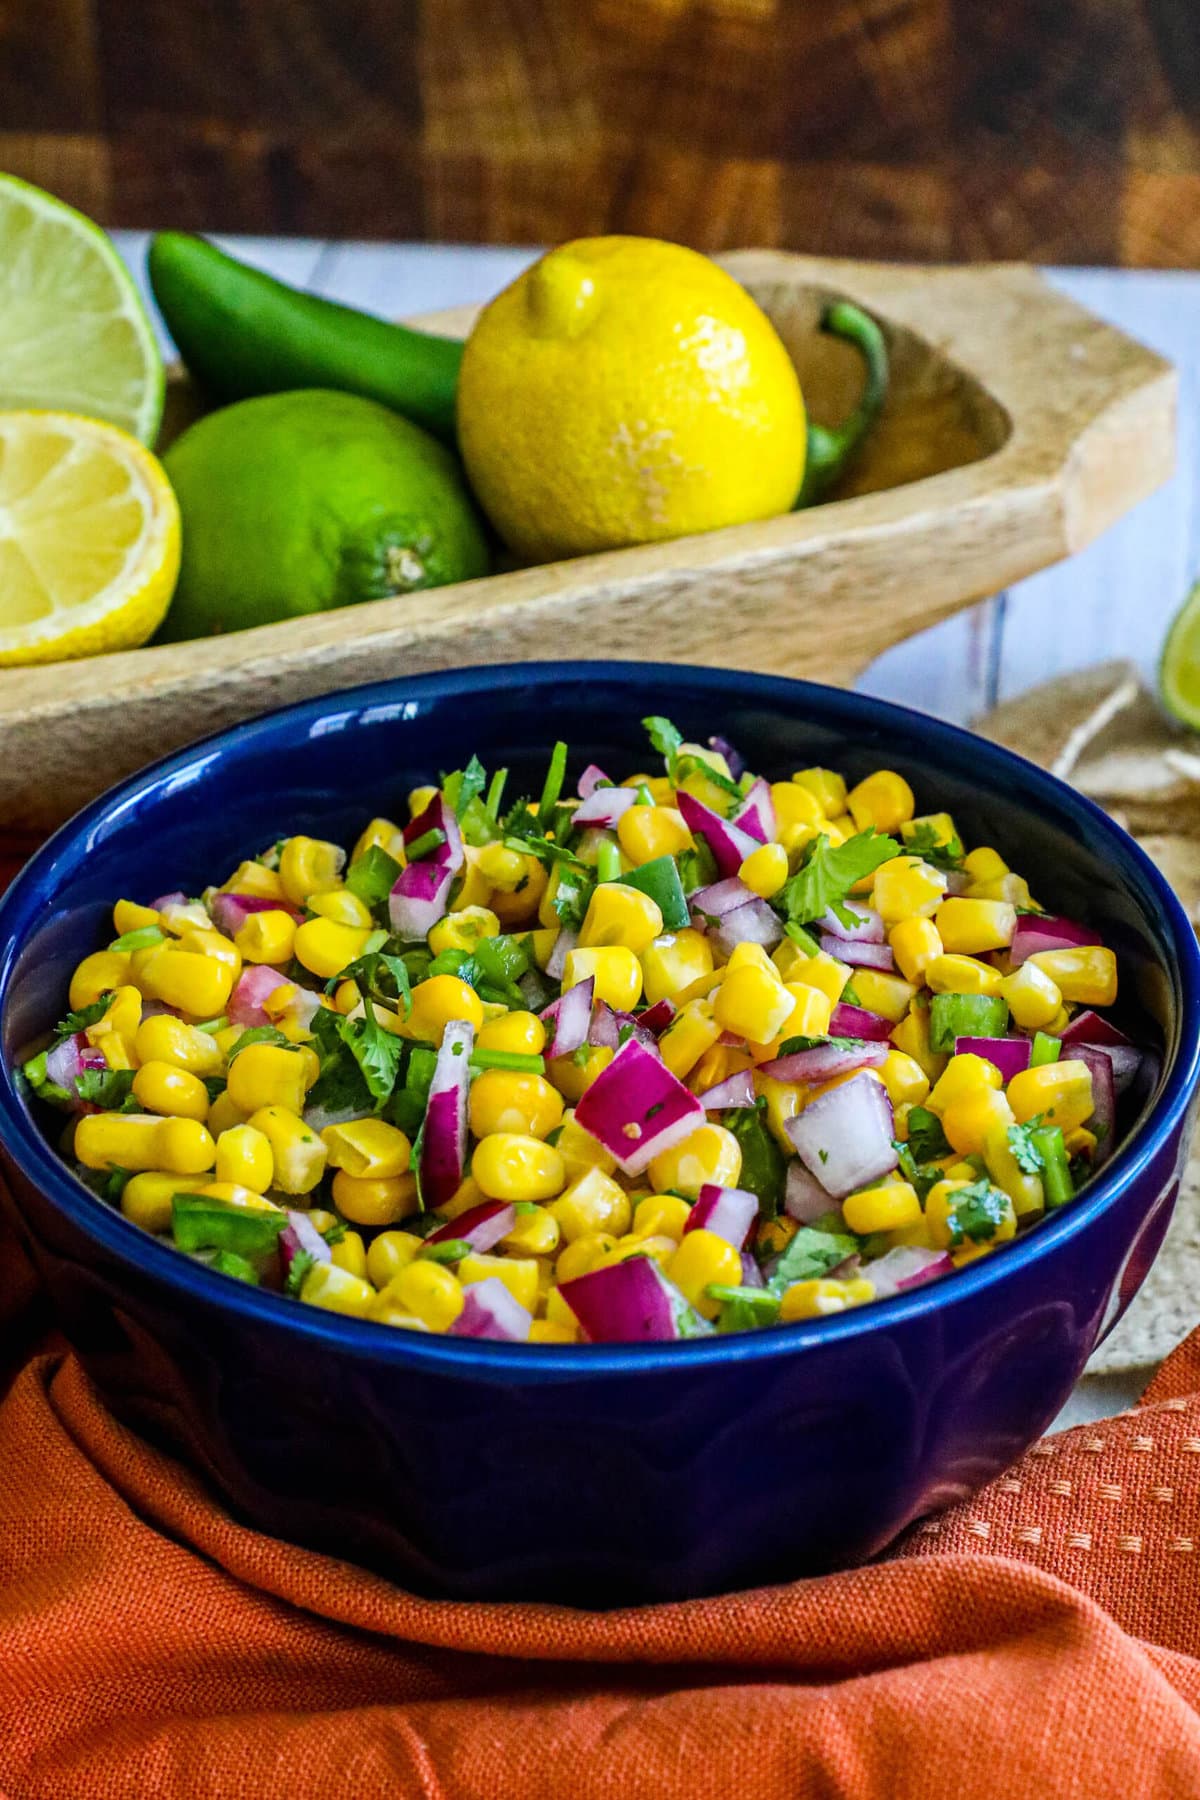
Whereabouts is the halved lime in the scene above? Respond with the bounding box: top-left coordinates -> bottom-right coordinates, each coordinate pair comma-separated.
1160,580 -> 1200,729
0,174 -> 163,444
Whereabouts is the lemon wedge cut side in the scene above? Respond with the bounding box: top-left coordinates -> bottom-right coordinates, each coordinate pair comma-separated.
0,411 -> 180,667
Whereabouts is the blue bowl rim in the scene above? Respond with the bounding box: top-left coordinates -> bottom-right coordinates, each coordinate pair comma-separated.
0,657 -> 1197,1380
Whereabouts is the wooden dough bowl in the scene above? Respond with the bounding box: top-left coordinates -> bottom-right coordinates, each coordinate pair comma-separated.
0,251 -> 1176,829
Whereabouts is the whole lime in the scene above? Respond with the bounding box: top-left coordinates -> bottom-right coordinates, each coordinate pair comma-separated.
159,389 -> 489,640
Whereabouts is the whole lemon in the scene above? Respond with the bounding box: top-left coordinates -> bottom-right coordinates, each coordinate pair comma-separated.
456,237 -> 806,562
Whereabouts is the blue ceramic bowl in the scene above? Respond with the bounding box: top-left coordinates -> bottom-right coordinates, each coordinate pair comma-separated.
1,662 -> 1197,1606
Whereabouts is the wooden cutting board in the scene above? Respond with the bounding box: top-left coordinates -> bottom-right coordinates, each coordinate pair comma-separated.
0,251 -> 1176,830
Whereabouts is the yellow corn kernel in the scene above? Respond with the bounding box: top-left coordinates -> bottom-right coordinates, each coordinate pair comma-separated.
640,929 -> 713,1007
737,841 -> 789,900
451,847 -> 493,912
459,1253 -> 538,1314
212,1026 -> 243,1063
941,1087 -> 1015,1157
926,1178 -> 1017,1251
472,1132 -> 566,1203
792,768 -> 846,817
131,1060 -> 210,1123
148,950 -> 235,1018
428,906 -> 500,958
562,946 -> 643,1012
84,984 -> 142,1060
982,1120 -> 1044,1218
306,887 -> 372,930
887,917 -> 943,987
748,1074 -> 802,1154
489,855 -> 547,928
648,1122 -> 742,1198
768,781 -> 823,834
622,772 -> 675,803
889,1005 -> 947,1084
998,961 -> 1060,1030
75,1112 -> 215,1175
555,1109 -> 617,1181
902,812 -> 959,852
927,1051 -> 1003,1115
847,770 -> 914,834
555,1232 -> 621,1283
366,1229 -> 422,1288
469,1070 -> 563,1142
113,898 -> 161,934
848,968 -> 917,1024
872,855 -> 946,926
195,1181 -> 280,1212
207,1090 -> 248,1138
617,804 -> 692,866
1026,946 -> 1118,1008
546,1046 -> 613,1104
719,942 -> 768,978
131,1015 -> 220,1078
299,1262 -> 375,1317
780,1278 -> 855,1321
1065,1126 -> 1099,1160
476,1009 -> 546,1057
713,964 -> 793,1046
69,950 -> 132,1012
655,999 -> 720,1080
887,1213 -> 937,1250
966,874 -> 1036,909
218,860 -> 284,900
925,954 -> 1003,997
1007,1061 -> 1095,1133
578,883 -> 664,956
352,816 -> 407,864
318,1117 -> 410,1180
542,1287 -> 578,1331
212,1123 -> 273,1194
879,1049 -> 930,1111
963,847 -> 1008,883
935,898 -> 1017,955
475,843 -> 527,890
227,1043 -> 309,1114
373,1258 -> 460,1330
776,980 -> 834,1042
120,1171 -> 198,1234
529,1319 -> 577,1344
502,1206 -> 561,1256
548,1166 -> 631,1242
278,835 -> 345,907
665,1228 -> 742,1318
292,918 -> 370,982
629,1192 -> 691,1241
329,1228 -> 368,1280
179,925 -> 241,978
408,784 -> 438,819
247,1105 -> 327,1194
791,951 -> 853,1011
843,1181 -> 922,1235
234,909 -> 298,966
407,974 -> 486,1040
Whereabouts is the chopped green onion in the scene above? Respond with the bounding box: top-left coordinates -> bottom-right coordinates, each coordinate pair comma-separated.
1031,1125 -> 1074,1207
194,1015 -> 229,1035
595,839 -> 622,883
485,767 -> 508,821
620,855 -> 690,930
405,826 -> 447,862
537,740 -> 569,823
109,925 -> 165,952
418,1238 -> 471,1265
928,992 -> 1010,1053
784,921 -> 821,957
1031,1031 -> 1062,1067
634,783 -> 655,807
470,1048 -> 546,1074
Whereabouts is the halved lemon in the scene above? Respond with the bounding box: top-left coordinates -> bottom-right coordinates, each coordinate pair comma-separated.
0,411 -> 180,666
1161,580 -> 1200,730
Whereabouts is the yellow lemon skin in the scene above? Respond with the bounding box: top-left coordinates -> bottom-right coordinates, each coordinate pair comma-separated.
456,237 -> 807,563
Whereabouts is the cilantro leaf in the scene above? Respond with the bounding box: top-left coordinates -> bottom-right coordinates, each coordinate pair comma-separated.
779,829 -> 901,929
345,846 -> 402,908
307,1007 -> 375,1115
226,1024 -> 291,1061
75,1068 -> 138,1111
766,1225 -> 859,1295
333,948 -> 412,1019
726,1099 -> 787,1219
942,1178 -> 1013,1246
777,1034 -> 869,1057
442,754 -> 488,820
903,822 -> 965,871
905,1105 -> 951,1163
551,866 -> 595,931
338,998 -> 404,1105
284,1250 -> 316,1297
54,997 -> 111,1038
1007,1117 -> 1046,1175
642,715 -> 684,774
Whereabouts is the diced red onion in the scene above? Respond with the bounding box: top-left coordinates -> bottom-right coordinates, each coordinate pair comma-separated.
208,892 -> 302,937
545,926 -> 577,982
730,778 -> 775,844
559,1257 -> 711,1343
160,899 -> 213,934
786,1071 -> 897,1199
819,901 -> 885,944
518,967 -> 554,1010
819,935 -> 895,971
1010,913 -> 1102,967
829,1002 -> 893,1042
279,1210 -> 332,1283
686,1183 -> 758,1249
45,1033 -> 108,1106
707,734 -> 744,780
1073,1045 -> 1116,1168
784,1157 -> 836,1223
589,1003 -> 657,1053
229,965 -> 289,1027
284,985 -> 324,1030
689,877 -> 757,925
427,1200 -> 515,1253
404,792 -> 463,873
577,763 -> 611,800
943,870 -> 971,896
572,785 -> 639,829
1061,1010 -> 1132,1049
388,858 -> 455,940
451,1276 -> 533,1342
739,1250 -> 764,1288
418,1018 -> 474,1208
139,1000 -> 180,1020
712,898 -> 784,957
699,1069 -> 757,1110
637,997 -> 676,1036
954,1035 -> 1031,1081
303,1100 -> 369,1134
675,790 -> 760,879
152,890 -> 188,910
574,1038 -> 705,1176
864,1245 -> 953,1297
760,1038 -> 888,1084
539,977 -> 594,1059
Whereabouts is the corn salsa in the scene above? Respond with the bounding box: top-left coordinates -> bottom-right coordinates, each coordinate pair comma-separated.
22,717 -> 1140,1344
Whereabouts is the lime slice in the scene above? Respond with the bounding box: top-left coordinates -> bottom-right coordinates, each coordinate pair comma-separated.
1160,580 -> 1200,729
0,174 -> 163,445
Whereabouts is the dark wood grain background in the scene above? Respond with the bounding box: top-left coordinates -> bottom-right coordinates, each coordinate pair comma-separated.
3,0 -> 1199,263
